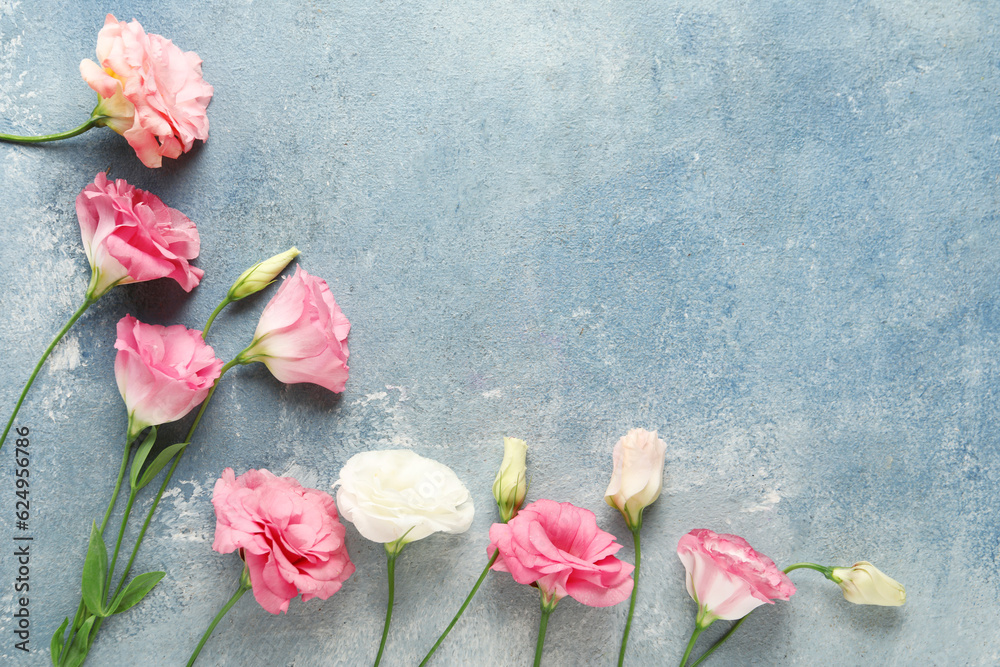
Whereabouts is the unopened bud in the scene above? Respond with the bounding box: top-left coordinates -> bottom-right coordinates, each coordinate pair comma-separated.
604,428 -> 666,529
830,561 -> 906,606
227,247 -> 300,301
492,437 -> 527,522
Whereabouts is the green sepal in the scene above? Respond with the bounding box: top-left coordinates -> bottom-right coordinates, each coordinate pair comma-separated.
81,523 -> 108,617
49,617 -> 69,666
108,571 -> 165,615
135,442 -> 188,490
128,427 -> 158,491
61,615 -> 95,667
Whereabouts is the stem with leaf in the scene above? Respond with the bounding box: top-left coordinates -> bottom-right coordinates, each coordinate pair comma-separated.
108,357 -> 239,598
54,428 -> 138,664
51,295 -> 245,666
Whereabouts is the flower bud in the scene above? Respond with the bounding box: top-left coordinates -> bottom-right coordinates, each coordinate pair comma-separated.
227,247 -> 300,301
604,428 -> 666,529
492,437 -> 528,522
830,561 -> 906,606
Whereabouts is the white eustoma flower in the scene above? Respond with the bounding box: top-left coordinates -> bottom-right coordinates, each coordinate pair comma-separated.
604,428 -> 667,528
334,450 -> 475,546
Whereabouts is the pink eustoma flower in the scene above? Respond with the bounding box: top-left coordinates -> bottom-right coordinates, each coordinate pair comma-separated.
212,468 -> 355,615
489,499 -> 634,607
80,14 -> 213,168
77,172 -> 204,298
114,315 -> 222,440
240,266 -> 350,393
677,528 -> 796,623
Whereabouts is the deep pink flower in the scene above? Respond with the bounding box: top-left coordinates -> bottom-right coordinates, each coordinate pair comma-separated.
77,172 -> 204,298
240,266 -> 350,393
488,499 -> 634,607
676,529 -> 796,622
212,468 -> 355,615
114,315 -> 222,440
80,14 -> 213,168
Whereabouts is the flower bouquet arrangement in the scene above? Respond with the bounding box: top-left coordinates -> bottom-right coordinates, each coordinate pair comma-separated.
0,13 -> 909,667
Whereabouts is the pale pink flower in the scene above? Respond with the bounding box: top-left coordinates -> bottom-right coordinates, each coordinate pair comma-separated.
240,266 -> 350,393
604,428 -> 667,527
77,172 -> 203,298
80,14 -> 213,168
114,315 -> 222,440
212,468 -> 355,615
677,529 -> 796,623
489,499 -> 634,607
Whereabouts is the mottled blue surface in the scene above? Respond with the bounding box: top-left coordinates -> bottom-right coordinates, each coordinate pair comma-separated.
1,1 -> 999,665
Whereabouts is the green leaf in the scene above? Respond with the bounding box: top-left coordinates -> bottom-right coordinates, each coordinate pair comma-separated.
128,426 -> 158,491
81,523 -> 108,617
49,617 -> 69,666
108,571 -> 165,615
62,615 -> 95,667
86,615 -> 101,651
136,442 -> 188,490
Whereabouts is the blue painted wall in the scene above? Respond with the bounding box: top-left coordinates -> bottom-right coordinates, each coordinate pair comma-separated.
1,1 -> 998,664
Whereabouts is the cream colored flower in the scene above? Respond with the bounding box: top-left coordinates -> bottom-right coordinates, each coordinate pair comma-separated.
604,428 -> 666,529
831,562 -> 906,606
492,437 -> 527,522
228,247 -> 300,300
334,450 -> 475,547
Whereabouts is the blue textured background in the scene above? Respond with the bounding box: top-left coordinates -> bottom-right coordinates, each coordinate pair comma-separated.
1,1 -> 998,665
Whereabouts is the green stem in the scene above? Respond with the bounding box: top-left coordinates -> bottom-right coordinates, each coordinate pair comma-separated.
56,311 -> 243,664
0,116 -> 106,144
1,297 -> 94,453
99,436 -> 133,534
111,455 -> 177,603
58,433 -> 133,663
533,593 -> 558,667
60,604 -> 87,667
678,625 -> 704,667
111,360 -> 238,599
90,446 -> 187,649
686,562 -> 820,667
186,579 -> 252,667
783,562 -> 833,576
618,526 -> 642,667
689,617 -> 745,667
89,363 -> 237,660
374,547 -> 401,667
184,364 -> 231,437
104,489 -> 138,597
419,551 -> 498,666
201,297 -> 232,338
